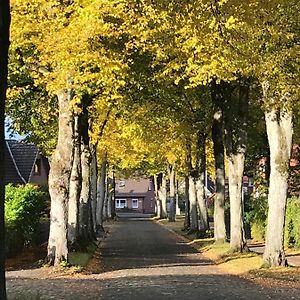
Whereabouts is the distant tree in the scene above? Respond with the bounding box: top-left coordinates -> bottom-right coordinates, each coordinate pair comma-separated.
0,0 -> 10,298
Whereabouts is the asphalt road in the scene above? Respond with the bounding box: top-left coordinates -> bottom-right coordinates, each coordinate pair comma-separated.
6,217 -> 300,299
95,217 -> 300,300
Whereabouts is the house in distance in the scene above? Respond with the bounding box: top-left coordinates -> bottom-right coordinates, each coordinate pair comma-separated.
115,177 -> 155,214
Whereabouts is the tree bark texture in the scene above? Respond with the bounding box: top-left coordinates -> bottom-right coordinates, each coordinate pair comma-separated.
228,152 -> 247,252
263,89 -> 293,267
154,174 -> 162,218
158,173 -> 167,218
111,171 -> 116,219
79,140 -> 93,243
186,141 -> 198,230
106,176 -> 113,219
168,164 -> 176,222
189,175 -> 198,230
175,180 -> 181,215
212,109 -> 227,243
90,145 -> 98,234
78,102 -> 94,243
48,88 -> 74,265
195,133 -> 209,231
223,79 -> 249,252
184,176 -> 190,229
103,184 -> 108,221
96,153 -> 107,231
67,114 -> 81,244
211,80 -> 227,243
0,2 -> 10,297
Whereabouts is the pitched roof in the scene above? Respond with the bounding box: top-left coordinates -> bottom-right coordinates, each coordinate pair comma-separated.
5,140 -> 38,184
115,178 -> 152,196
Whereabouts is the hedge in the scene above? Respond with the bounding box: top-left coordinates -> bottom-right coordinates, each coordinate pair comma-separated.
285,197 -> 300,249
246,196 -> 300,249
5,184 -> 47,257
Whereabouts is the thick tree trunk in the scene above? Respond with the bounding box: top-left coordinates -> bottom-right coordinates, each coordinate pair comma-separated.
48,88 -> 74,265
154,174 -> 162,218
79,141 -> 93,243
106,176 -> 113,219
175,180 -> 181,215
96,154 -> 107,231
196,178 -> 208,231
212,109 -> 226,243
195,133 -> 209,231
186,140 -> 198,230
184,176 -> 190,229
228,152 -> 247,252
111,171 -> 116,218
67,115 -> 81,244
103,182 -> 108,221
158,173 -> 167,218
90,145 -> 98,234
168,164 -> 176,222
189,175 -> 198,230
0,2 -> 10,297
78,98 -> 95,244
223,79 -> 249,253
263,92 -> 293,267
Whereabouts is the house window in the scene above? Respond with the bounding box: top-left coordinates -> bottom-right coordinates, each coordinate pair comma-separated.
132,199 -> 138,209
34,159 -> 41,175
119,180 -> 125,188
116,199 -> 127,208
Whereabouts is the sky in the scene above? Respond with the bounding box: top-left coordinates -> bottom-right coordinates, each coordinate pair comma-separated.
5,117 -> 26,140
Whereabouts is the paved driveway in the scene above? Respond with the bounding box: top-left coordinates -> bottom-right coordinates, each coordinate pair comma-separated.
6,217 -> 300,299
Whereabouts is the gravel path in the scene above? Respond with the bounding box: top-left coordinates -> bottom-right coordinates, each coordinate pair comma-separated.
6,217 -> 300,299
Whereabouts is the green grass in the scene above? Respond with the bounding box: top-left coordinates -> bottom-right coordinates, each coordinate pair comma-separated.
68,243 -> 97,268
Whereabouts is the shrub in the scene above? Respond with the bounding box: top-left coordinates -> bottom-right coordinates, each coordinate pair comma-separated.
245,196 -> 268,241
245,196 -> 300,248
5,184 -> 48,256
285,197 -> 300,249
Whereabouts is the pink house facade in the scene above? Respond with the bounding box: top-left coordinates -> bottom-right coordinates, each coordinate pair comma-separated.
115,177 -> 155,214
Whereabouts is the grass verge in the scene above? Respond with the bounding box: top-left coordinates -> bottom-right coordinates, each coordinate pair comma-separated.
157,216 -> 300,283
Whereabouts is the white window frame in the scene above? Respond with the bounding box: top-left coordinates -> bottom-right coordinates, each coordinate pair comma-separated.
116,198 -> 127,209
132,198 -> 139,209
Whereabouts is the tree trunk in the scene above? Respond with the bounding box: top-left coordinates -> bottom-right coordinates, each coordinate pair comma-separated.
111,170 -> 116,218
189,175 -> 198,230
186,140 -> 198,230
103,180 -> 108,220
96,153 -> 107,231
0,2 -> 10,297
158,173 -> 167,218
79,140 -> 93,243
196,178 -> 208,231
67,114 -> 81,244
184,175 -> 190,229
90,145 -> 98,234
195,133 -> 209,231
154,174 -> 162,218
168,164 -> 176,222
228,152 -> 247,252
106,176 -> 113,219
263,91 -> 293,267
47,88 -> 74,265
212,108 -> 227,243
223,79 -> 249,253
175,180 -> 181,215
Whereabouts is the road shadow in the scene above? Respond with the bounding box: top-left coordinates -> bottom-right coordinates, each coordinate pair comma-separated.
100,217 -> 214,273
7,273 -> 300,300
